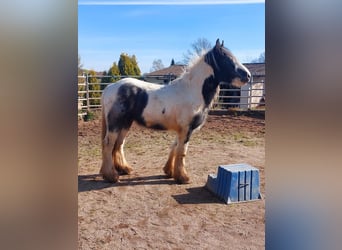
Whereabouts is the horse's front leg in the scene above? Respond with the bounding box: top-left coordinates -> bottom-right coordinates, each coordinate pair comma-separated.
173,131 -> 191,184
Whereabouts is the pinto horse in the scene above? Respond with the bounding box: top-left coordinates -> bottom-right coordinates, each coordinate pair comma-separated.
100,39 -> 251,184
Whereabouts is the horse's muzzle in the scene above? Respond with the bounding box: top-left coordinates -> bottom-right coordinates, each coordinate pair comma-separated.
237,68 -> 251,83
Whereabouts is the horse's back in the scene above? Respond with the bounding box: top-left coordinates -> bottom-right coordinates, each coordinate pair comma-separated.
103,78 -> 161,97
101,78 -> 163,116
105,78 -> 161,91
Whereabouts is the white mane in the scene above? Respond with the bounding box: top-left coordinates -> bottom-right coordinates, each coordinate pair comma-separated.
187,49 -> 209,69
174,49 -> 210,83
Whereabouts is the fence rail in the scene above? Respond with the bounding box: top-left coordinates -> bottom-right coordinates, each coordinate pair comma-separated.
78,74 -> 265,117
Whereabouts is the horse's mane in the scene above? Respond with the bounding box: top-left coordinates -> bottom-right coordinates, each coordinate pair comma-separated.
187,49 -> 209,69
172,48 -> 210,83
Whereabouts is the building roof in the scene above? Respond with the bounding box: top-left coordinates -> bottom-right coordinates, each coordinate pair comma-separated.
243,63 -> 265,76
243,63 -> 265,83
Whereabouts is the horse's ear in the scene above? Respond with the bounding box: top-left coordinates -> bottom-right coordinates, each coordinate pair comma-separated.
215,39 -> 220,48
221,40 -> 224,47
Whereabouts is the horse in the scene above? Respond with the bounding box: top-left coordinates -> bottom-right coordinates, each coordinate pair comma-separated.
100,39 -> 251,184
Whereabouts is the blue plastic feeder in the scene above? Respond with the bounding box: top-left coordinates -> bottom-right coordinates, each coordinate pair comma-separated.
206,163 -> 262,204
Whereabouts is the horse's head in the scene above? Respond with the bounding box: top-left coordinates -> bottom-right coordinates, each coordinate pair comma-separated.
206,39 -> 251,87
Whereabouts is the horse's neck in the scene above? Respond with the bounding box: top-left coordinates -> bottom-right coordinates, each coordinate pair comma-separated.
169,58 -> 218,110
182,58 -> 215,89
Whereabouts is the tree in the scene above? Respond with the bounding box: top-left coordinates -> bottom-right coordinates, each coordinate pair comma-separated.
88,70 -> 101,106
150,59 -> 165,72
131,55 -> 141,76
170,58 -> 175,66
102,62 -> 120,88
252,52 -> 265,63
182,38 -> 213,64
118,53 -> 131,75
78,54 -> 83,76
118,53 -> 141,76
109,62 -> 120,76
100,70 -> 110,88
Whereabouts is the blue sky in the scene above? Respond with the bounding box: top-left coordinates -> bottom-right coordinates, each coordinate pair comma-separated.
78,0 -> 265,74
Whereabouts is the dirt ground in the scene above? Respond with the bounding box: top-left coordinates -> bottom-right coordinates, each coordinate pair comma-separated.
78,113 -> 265,249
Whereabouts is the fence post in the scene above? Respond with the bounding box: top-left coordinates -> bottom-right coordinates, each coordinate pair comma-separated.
248,75 -> 254,109
240,83 -> 251,110
85,73 -> 90,111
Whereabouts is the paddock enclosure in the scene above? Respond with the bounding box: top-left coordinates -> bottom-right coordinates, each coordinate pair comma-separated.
78,112 -> 265,249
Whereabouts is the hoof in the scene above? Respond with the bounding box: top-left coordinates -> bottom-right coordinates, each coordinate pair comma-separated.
116,165 -> 133,175
164,173 -> 173,179
163,167 -> 173,178
103,174 -> 119,183
100,163 -> 119,183
101,172 -> 119,183
175,175 -> 190,184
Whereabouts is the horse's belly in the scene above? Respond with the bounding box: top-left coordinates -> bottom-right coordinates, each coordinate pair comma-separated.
142,101 -> 195,132
142,108 -> 178,131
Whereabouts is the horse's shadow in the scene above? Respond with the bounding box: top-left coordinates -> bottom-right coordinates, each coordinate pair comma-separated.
78,174 -> 222,204
78,174 -> 176,192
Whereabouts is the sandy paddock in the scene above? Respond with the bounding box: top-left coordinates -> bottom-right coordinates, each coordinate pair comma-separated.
78,113 -> 265,249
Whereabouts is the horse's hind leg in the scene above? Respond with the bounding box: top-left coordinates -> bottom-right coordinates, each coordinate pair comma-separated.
112,128 -> 133,175
100,131 -> 120,182
163,140 -> 177,178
